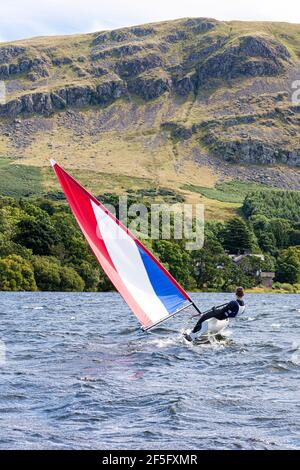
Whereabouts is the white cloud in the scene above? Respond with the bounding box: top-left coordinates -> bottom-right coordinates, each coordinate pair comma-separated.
0,0 -> 300,42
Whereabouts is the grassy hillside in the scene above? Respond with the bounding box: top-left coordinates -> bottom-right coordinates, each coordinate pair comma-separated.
1,17 -> 300,220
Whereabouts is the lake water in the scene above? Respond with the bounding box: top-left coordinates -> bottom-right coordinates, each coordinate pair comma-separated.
0,292 -> 299,450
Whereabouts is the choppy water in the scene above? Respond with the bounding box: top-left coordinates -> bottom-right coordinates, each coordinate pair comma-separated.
0,292 -> 299,450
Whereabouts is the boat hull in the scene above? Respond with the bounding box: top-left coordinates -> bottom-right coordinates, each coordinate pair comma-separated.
184,317 -> 229,341
199,317 -> 229,336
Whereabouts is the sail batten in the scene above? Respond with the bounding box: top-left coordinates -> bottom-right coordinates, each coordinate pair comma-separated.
51,161 -> 191,329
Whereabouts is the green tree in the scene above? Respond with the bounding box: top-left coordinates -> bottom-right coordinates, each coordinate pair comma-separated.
204,221 -> 226,245
222,218 -> 253,254
153,240 -> 195,289
224,263 -> 256,290
192,239 -> 229,289
257,231 -> 277,254
0,196 -> 17,209
0,254 -> 37,291
268,218 -> 291,249
36,199 -> 56,216
13,218 -> 59,255
288,229 -> 300,247
276,247 -> 300,284
19,199 -> 49,219
261,253 -> 276,272
97,268 -> 114,292
51,212 -> 93,265
60,266 -> 85,292
32,256 -> 61,291
0,208 -> 10,234
0,205 -> 29,238
250,214 -> 276,253
75,261 -> 101,291
243,190 -> 300,222
0,234 -> 32,260
236,256 -> 261,287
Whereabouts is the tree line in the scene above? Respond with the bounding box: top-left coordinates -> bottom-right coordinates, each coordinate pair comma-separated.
0,189 -> 300,292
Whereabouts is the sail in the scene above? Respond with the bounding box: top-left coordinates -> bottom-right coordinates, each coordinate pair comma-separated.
50,160 -> 192,330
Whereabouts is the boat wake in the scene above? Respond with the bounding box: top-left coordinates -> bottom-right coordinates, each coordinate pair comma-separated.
143,327 -> 234,350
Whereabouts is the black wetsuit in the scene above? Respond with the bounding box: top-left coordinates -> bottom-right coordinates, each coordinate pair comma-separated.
192,299 -> 245,334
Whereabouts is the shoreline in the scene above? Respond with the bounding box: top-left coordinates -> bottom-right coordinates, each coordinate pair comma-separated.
1,288 -> 299,294
191,287 -> 300,294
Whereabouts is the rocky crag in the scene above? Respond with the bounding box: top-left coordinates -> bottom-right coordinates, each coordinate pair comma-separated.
1,17 -> 300,196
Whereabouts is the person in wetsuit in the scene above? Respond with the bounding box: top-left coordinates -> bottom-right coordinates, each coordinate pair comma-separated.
184,287 -> 246,342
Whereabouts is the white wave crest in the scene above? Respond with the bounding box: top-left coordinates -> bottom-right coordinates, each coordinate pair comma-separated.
291,353 -> 300,366
0,340 -> 6,366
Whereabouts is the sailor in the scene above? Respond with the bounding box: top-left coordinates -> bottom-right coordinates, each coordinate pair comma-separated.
184,287 -> 246,342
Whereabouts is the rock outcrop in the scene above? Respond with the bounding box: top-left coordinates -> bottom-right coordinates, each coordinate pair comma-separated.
196,35 -> 291,85
0,80 -> 127,117
128,73 -> 170,99
0,45 -> 26,63
207,138 -> 300,167
1,17 -> 300,174
161,122 -> 193,140
164,31 -> 188,43
91,44 -> 144,60
116,54 -> 163,78
0,55 -> 49,80
172,73 -> 196,96
184,18 -> 219,33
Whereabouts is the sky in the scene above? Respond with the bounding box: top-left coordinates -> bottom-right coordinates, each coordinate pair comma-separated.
1,0 -> 300,42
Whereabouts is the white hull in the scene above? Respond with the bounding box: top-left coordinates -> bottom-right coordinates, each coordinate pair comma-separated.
184,317 -> 229,341
199,317 -> 229,336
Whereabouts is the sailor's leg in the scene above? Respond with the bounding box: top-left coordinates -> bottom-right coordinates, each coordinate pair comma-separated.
184,311 -> 215,343
192,310 -> 215,333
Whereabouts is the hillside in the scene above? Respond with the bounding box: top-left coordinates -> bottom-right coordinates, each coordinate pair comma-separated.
1,17 -> 300,219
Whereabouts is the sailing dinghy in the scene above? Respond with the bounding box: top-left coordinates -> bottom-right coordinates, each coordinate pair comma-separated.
50,160 -> 206,332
